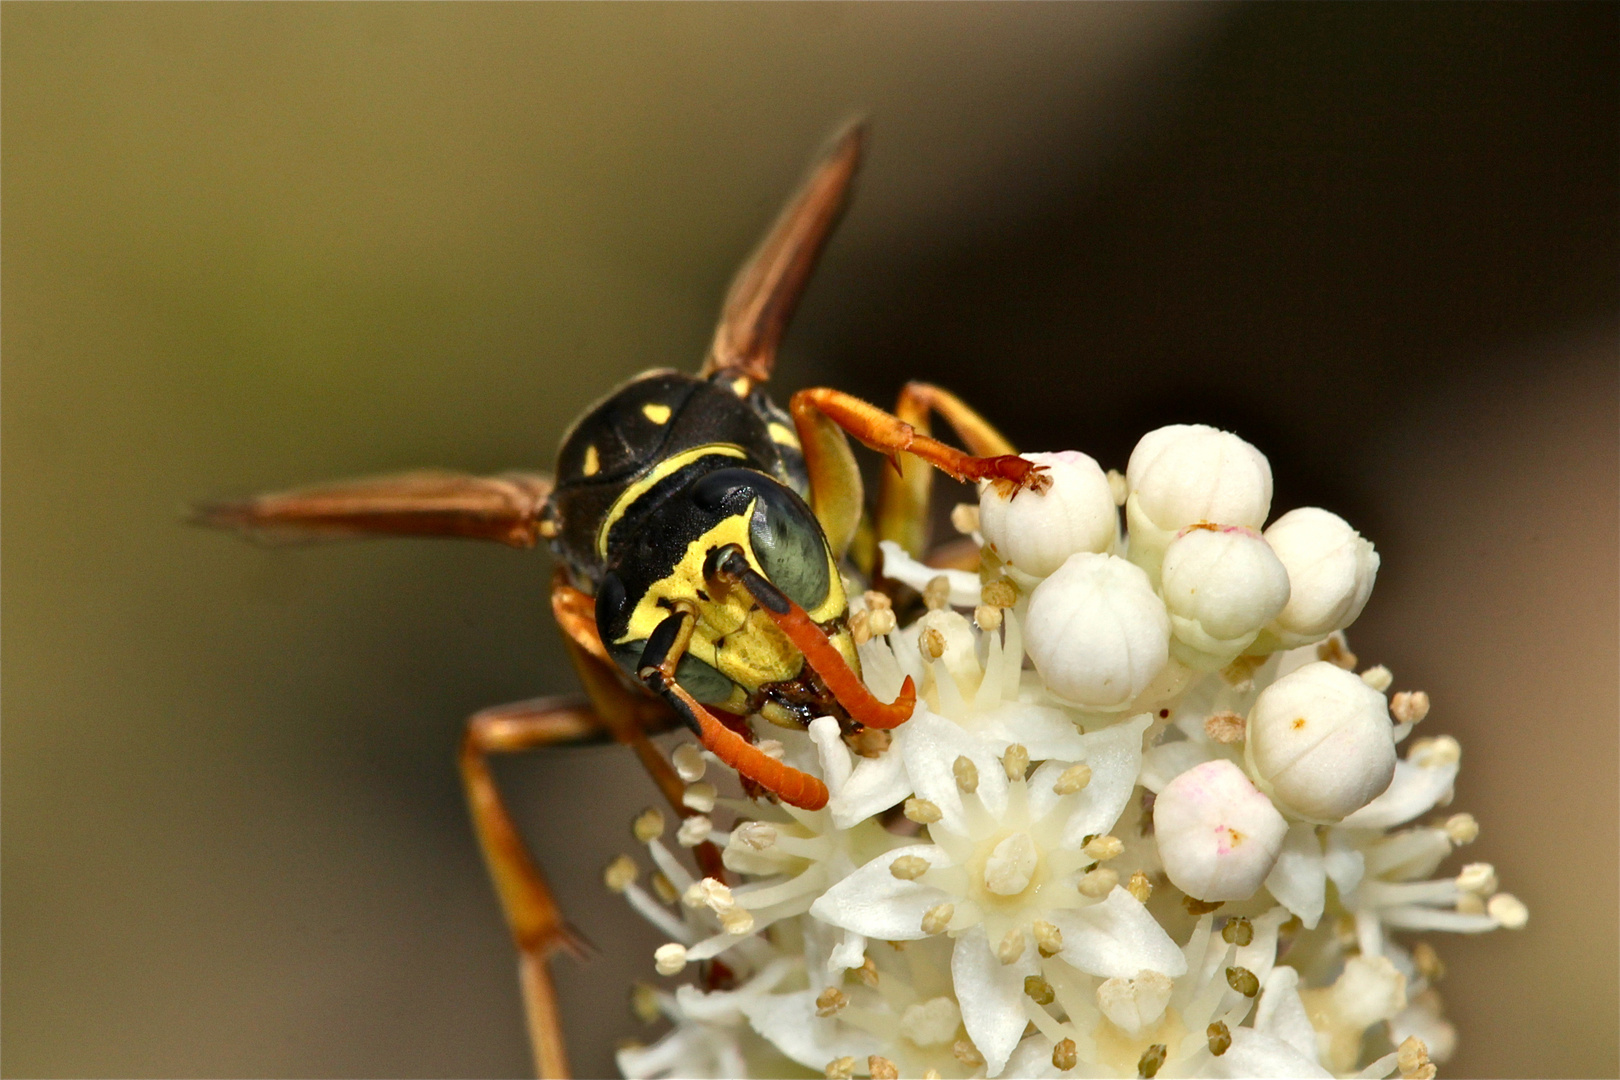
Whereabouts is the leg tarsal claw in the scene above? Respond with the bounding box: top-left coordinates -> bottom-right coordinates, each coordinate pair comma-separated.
982,455 -> 1051,497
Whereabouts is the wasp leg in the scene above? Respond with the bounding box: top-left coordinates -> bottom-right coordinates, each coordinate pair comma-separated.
459,696 -> 607,1080
707,544 -> 917,731
637,608 -> 832,811
878,382 -> 1018,558
549,570 -> 729,882
700,121 -> 865,387
192,469 -> 554,547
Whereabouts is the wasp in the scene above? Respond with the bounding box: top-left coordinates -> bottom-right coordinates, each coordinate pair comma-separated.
197,123 -> 1045,1077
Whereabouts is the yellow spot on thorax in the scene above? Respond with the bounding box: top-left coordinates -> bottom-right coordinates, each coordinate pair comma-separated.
731,377 -> 751,397
767,422 -> 802,450
583,445 -> 600,476
642,403 -> 672,424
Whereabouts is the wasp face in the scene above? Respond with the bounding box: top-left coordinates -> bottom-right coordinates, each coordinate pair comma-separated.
594,468 -> 856,724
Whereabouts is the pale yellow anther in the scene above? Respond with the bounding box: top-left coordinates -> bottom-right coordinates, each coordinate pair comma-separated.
951,502 -> 981,535
1392,689 -> 1431,724
603,854 -> 638,893
815,986 -> 849,1017
757,739 -> 785,760
650,871 -> 679,904
1204,711 -> 1246,744
824,1055 -> 855,1080
698,877 -> 736,911
952,1039 -> 985,1068
1225,965 -> 1259,997
719,907 -> 756,935
1053,761 -> 1093,795
853,955 -> 879,988
653,943 -> 687,975
1052,1037 -> 1079,1071
682,781 -> 717,813
981,578 -> 1018,609
1138,1044 -> 1168,1079
1033,919 -> 1063,957
1127,870 -> 1153,904
863,590 -> 893,613
868,1055 -> 899,1080
996,927 -> 1026,965
1444,812 -> 1478,845
852,727 -> 892,758
1456,862 -> 1497,895
867,608 -> 897,637
920,627 -> 947,660
974,604 -> 1004,631
630,981 -> 661,1024
1207,1020 -> 1232,1057
1106,468 -> 1128,506
1079,867 -> 1119,898
1398,1035 -> 1435,1080
672,742 -> 707,783
849,608 -> 872,646
1317,635 -> 1358,670
733,821 -> 777,851
1411,735 -> 1461,768
1412,941 -> 1445,982
904,797 -> 943,824
923,1072 -> 942,1080
1023,974 -> 1056,1006
681,881 -> 707,909
676,815 -> 713,847
1488,892 -> 1529,928
1002,743 -> 1030,780
1221,917 -> 1254,947
633,807 -> 666,843
923,575 -> 953,611
1083,834 -> 1124,861
953,755 -> 980,794
921,903 -> 955,935
890,854 -> 931,881
1360,664 -> 1394,692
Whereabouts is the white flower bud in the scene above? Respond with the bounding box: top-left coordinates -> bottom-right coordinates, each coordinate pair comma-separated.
1245,661 -> 1397,823
978,451 -> 1118,577
1153,759 -> 1288,901
1256,508 -> 1379,649
1024,553 -> 1170,711
1160,524 -> 1291,669
1124,425 -> 1273,580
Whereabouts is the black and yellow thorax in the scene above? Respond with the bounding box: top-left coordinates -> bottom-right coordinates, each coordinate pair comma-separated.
543,370 -> 856,722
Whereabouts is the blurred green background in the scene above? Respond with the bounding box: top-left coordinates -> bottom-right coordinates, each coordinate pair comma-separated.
4,4 -> 1615,1077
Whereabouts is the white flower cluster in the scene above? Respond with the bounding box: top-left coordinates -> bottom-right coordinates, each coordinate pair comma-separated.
608,424 -> 1523,1079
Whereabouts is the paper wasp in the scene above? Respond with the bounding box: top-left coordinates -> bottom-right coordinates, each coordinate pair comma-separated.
197,123 -> 1045,1077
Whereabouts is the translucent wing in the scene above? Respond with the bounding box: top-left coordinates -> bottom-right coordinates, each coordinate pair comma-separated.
192,469 -> 554,548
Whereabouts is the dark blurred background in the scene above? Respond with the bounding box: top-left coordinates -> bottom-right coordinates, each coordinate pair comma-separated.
3,4 -> 1615,1077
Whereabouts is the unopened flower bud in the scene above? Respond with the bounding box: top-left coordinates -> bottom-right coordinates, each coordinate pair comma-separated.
1125,425 -> 1273,580
1258,508 -> 1379,649
1154,759 -> 1287,901
979,451 -> 1118,578
1025,553 -> 1170,710
1246,661 -> 1397,822
1160,524 -> 1291,668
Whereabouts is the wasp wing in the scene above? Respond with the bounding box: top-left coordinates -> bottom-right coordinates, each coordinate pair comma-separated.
702,119 -> 865,384
192,469 -> 554,548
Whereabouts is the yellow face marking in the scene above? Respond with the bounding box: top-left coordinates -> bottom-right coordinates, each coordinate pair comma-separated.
767,421 -> 802,451
595,443 -> 748,560
582,445 -> 600,477
642,403 -> 672,424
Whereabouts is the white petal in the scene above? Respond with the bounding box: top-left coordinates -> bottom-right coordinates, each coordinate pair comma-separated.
1209,1028 -> 1333,1079
1051,886 -> 1188,979
1254,965 -> 1320,1064
1322,829 -> 1366,895
980,701 -> 1091,763
901,708 -> 1008,829
1265,823 -> 1326,928
1001,1034 -> 1063,1079
741,989 -> 883,1071
1059,714 -> 1153,847
828,930 -> 867,973
1339,756 -> 1459,830
951,925 -> 1038,1077
828,735 -> 912,829
808,845 -> 952,940
878,540 -> 982,607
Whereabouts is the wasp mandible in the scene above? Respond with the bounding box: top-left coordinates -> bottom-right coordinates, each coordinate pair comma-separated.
197,123 -> 1047,1078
